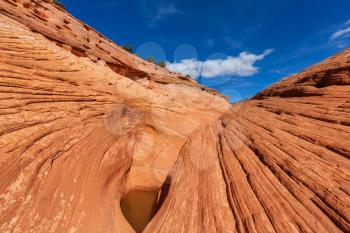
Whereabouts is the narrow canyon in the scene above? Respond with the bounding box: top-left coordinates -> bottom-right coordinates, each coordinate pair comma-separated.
0,0 -> 349,232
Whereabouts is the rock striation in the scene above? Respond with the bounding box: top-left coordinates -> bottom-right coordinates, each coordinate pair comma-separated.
145,49 -> 350,232
0,1 -> 349,233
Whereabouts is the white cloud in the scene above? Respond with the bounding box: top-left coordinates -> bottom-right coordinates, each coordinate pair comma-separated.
166,49 -> 273,79
330,19 -> 350,40
331,26 -> 350,40
148,5 -> 179,27
167,59 -> 202,78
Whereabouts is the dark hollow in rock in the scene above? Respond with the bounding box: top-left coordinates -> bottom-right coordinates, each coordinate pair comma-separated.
120,190 -> 160,233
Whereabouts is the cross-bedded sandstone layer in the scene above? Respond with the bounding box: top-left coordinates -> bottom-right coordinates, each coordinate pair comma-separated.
0,0 -> 223,95
0,1 -> 349,232
145,49 -> 350,233
0,5 -> 229,232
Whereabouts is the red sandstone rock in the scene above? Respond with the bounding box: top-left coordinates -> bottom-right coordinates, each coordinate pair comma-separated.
0,0 -> 222,96
145,50 -> 350,232
0,1 -> 349,233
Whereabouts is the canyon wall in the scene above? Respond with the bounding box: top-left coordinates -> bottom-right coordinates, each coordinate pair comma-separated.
145,49 -> 350,232
0,0 -> 349,232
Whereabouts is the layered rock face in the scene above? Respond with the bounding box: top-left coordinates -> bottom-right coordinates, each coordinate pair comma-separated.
0,1 -> 349,233
145,49 -> 350,232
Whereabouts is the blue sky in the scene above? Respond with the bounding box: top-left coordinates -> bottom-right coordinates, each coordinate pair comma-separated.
61,0 -> 350,102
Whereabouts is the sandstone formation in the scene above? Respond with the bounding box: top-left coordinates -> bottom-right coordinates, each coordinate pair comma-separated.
0,1 -> 349,233
145,49 -> 350,232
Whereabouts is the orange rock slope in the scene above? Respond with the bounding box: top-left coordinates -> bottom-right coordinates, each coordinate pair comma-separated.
0,1 -> 349,233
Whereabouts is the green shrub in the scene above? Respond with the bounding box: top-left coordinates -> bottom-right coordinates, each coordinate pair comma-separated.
157,60 -> 166,68
53,0 -> 65,10
147,56 -> 155,63
122,44 -> 134,53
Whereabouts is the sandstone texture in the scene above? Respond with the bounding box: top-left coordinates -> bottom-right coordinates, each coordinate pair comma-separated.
0,1 -> 349,233
146,49 -> 350,232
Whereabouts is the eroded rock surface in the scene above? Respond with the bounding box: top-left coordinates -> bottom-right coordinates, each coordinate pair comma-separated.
0,1 -> 349,233
145,49 -> 350,233
0,4 -> 229,232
